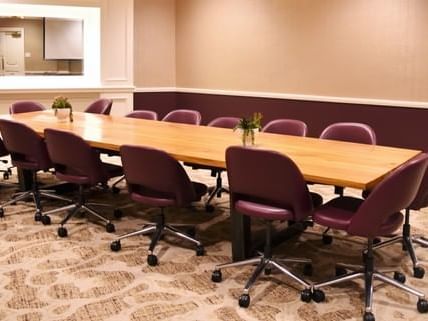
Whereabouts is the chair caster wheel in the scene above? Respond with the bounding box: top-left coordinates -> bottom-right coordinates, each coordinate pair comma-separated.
113,209 -> 123,219
322,234 -> 333,245
211,270 -> 222,283
147,254 -> 158,266
394,271 -> 406,284
34,212 -> 42,222
264,267 -> 271,275
301,289 -> 312,302
3,172 -> 9,180
112,186 -> 120,194
414,266 -> 425,279
110,240 -> 121,252
196,245 -> 204,256
41,215 -> 51,225
0,208 -> 4,218
106,222 -> 115,233
417,299 -> 428,313
363,311 -> 375,321
58,227 -> 68,238
312,289 -> 325,303
238,294 -> 250,308
205,204 -> 215,213
303,263 -> 312,276
335,267 -> 347,276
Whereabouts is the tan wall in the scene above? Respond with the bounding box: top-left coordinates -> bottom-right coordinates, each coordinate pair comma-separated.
134,0 -> 176,87
175,0 -> 428,102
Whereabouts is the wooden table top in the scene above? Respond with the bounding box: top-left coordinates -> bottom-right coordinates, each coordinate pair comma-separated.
1,110 -> 421,190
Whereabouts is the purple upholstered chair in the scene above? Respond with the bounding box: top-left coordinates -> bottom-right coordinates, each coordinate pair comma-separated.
110,145 -> 207,266
0,119 -> 71,220
42,128 -> 123,237
320,122 -> 377,145
9,101 -> 46,114
371,155 -> 428,278
319,122 -> 377,244
125,110 -> 158,120
262,119 -> 308,136
311,153 -> 428,321
84,98 -> 113,115
162,109 -> 201,125
212,146 -> 321,307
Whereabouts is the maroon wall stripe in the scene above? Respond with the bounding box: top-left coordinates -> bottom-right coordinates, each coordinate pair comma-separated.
134,92 -> 428,151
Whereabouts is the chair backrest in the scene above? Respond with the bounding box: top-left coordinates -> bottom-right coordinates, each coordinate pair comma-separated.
408,155 -> 428,210
125,110 -> 158,120
208,117 -> 240,129
226,146 -> 313,221
262,119 -> 308,136
84,98 -> 113,115
348,153 -> 428,237
320,122 -> 376,144
162,109 -> 201,125
0,119 -> 51,170
9,101 -> 45,114
44,128 -> 106,185
120,145 -> 196,206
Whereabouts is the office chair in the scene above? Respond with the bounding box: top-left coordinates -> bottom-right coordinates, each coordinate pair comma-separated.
319,122 -> 377,244
162,109 -> 202,125
0,119 -> 72,220
111,110 -> 159,194
125,110 -> 158,120
262,119 -> 308,136
311,153 -> 428,321
110,145 -> 207,266
212,146 -> 322,307
371,155 -> 428,278
84,98 -> 113,115
42,128 -> 123,237
9,101 -> 46,114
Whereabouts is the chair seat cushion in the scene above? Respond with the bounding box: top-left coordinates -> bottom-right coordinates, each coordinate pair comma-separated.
193,181 -> 208,200
130,181 -> 207,207
313,196 -> 403,236
310,192 -> 323,208
235,200 -> 294,221
56,162 -> 123,185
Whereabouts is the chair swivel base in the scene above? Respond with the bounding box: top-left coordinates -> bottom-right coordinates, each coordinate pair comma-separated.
0,189 -> 72,221
42,202 -> 116,237
204,170 -> 229,213
313,242 -> 428,321
110,213 -> 204,266
212,254 -> 315,308
372,209 -> 426,278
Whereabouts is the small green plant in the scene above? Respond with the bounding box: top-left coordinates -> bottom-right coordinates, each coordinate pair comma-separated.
52,96 -> 73,122
234,112 -> 263,146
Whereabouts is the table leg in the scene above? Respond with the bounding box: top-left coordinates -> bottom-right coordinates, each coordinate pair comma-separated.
231,206 -> 252,261
17,168 -> 33,191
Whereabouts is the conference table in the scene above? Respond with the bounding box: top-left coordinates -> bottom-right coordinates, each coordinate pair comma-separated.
1,111 -> 421,260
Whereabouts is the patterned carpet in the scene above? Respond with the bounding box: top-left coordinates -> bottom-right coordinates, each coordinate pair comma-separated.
0,164 -> 427,321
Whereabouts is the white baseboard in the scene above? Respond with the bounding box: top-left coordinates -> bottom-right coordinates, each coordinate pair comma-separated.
135,86 -> 428,109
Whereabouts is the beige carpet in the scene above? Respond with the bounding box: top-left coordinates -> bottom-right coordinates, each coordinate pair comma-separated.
0,167 -> 427,321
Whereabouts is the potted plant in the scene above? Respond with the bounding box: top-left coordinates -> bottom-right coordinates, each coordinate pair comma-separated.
52,96 -> 73,122
234,112 -> 263,146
